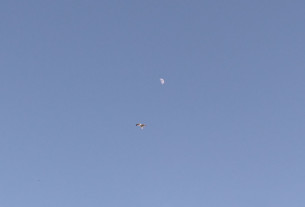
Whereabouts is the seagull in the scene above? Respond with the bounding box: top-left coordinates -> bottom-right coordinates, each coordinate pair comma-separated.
136,123 -> 146,129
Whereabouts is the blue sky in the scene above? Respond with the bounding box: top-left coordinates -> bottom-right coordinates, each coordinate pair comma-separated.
1,1 -> 305,206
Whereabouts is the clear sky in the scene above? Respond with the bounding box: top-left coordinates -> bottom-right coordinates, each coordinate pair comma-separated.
1,1 -> 305,206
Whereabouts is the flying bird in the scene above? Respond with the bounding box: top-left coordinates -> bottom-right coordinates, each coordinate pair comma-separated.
160,78 -> 165,85
136,123 -> 146,129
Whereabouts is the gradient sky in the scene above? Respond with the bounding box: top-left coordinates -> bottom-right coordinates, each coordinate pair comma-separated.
1,1 -> 305,206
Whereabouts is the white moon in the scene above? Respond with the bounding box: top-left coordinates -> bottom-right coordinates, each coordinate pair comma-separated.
160,78 -> 165,85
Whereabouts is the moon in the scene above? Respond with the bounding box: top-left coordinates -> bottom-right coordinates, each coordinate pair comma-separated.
160,78 -> 165,85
